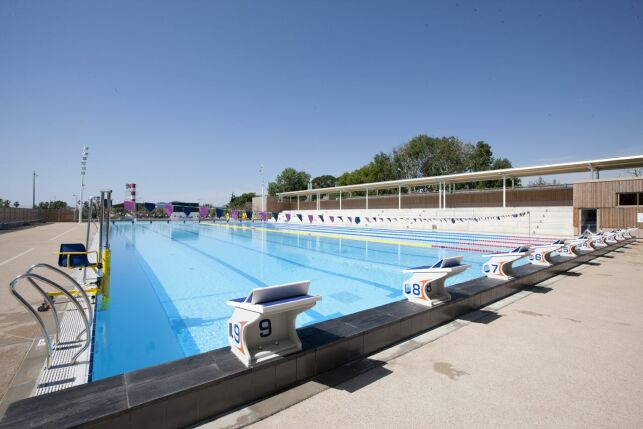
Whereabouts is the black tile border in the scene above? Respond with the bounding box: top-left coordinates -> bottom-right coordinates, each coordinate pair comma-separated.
0,239 -> 634,429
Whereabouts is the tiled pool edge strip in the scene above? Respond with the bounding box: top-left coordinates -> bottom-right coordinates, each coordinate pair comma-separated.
0,239 -> 634,429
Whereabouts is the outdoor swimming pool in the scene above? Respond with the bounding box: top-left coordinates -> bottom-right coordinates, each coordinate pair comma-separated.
90,221 -> 544,380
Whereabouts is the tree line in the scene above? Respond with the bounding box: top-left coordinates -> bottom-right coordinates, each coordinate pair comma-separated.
0,199 -> 70,209
267,135 -> 519,196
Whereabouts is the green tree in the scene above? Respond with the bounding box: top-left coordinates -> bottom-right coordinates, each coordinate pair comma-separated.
38,200 -> 68,209
267,168 -> 311,196
228,192 -> 256,209
466,141 -> 494,172
0,199 -> 11,207
311,175 -> 337,189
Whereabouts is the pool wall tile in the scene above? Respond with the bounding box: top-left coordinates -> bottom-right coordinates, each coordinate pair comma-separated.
0,239 -> 632,429
251,365 -> 277,398
295,350 -> 317,381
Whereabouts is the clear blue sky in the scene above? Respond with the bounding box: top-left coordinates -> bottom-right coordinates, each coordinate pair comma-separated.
1,0 -> 642,206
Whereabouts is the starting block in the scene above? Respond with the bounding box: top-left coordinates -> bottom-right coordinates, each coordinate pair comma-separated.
226,281 -> 321,367
603,232 -> 618,244
558,238 -> 589,257
528,243 -> 563,266
482,245 -> 531,280
589,234 -> 608,248
613,230 -> 626,241
403,256 -> 470,307
623,228 -> 636,239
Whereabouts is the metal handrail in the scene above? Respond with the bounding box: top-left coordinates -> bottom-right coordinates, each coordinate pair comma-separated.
10,273 -> 92,365
25,263 -> 94,334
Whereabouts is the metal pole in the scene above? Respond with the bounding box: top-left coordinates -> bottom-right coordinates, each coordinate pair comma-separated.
365,189 -> 368,210
32,171 -> 37,208
105,191 -> 112,249
398,186 -> 401,209
98,192 -> 104,261
79,146 -> 88,223
260,164 -> 265,213
502,175 -> 506,208
297,195 -> 300,210
339,191 -> 342,210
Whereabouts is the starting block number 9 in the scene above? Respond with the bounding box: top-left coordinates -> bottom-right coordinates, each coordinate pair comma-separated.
259,319 -> 272,337
230,318 -> 273,343
230,323 -> 241,344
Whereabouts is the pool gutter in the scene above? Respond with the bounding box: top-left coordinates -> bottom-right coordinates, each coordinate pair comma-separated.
0,239 -> 634,429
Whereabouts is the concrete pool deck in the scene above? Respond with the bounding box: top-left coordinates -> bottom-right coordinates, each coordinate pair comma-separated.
204,240 -> 643,429
0,223 -> 92,417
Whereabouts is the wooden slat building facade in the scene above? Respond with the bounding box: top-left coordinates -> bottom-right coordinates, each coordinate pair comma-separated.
572,177 -> 643,231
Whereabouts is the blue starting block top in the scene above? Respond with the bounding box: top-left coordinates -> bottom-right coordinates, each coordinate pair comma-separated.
404,256 -> 466,272
227,280 -> 321,314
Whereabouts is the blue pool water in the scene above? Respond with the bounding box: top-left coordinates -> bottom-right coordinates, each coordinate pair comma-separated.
91,221 -> 509,380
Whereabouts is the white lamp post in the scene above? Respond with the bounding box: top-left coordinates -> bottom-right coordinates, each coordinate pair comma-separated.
78,146 -> 89,223
260,164 -> 265,212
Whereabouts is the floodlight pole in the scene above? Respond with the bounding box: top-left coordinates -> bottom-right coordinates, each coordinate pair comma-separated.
260,164 -> 265,213
78,146 -> 89,223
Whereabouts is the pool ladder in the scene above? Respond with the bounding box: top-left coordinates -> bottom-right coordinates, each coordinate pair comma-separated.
9,264 -> 93,367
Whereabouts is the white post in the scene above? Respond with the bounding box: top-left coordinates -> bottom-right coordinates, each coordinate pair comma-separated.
502,175 -> 506,208
398,186 -> 401,209
339,191 -> 342,210
297,196 -> 300,210
366,189 -> 369,210
443,182 -> 447,208
317,193 -> 320,210
438,183 -> 442,209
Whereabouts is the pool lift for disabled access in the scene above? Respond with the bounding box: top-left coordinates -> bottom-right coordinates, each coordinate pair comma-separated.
402,256 -> 471,308
7,190 -> 113,367
481,245 -> 532,281
226,281 -> 321,367
37,190 -> 113,311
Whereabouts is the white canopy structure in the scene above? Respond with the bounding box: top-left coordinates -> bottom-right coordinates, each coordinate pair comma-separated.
278,155 -> 643,209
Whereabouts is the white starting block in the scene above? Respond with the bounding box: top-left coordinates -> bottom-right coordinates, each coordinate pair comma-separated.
402,256 -> 470,307
623,227 -> 637,239
603,232 -> 618,244
226,281 -> 321,367
528,243 -> 563,266
482,245 -> 531,280
590,234 -> 608,248
558,238 -> 589,257
613,230 -> 626,241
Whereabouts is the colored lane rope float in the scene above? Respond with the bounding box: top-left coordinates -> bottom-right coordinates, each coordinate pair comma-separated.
202,222 -> 435,249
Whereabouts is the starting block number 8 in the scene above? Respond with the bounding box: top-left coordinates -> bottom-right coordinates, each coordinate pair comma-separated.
404,282 -> 431,297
